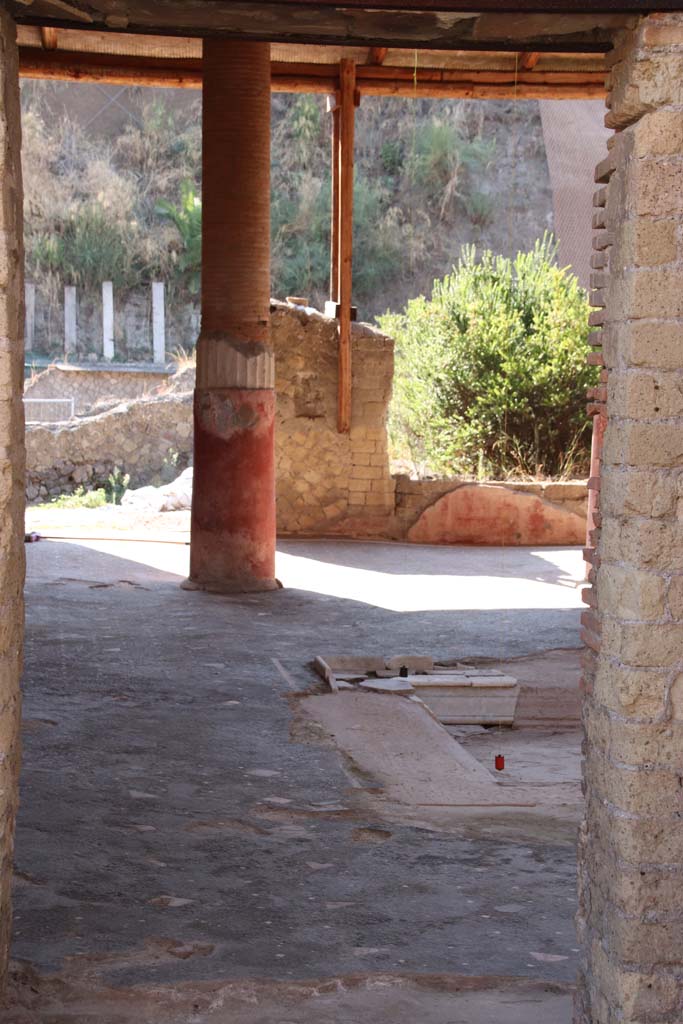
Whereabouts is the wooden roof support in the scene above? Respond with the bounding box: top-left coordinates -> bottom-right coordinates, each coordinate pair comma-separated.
337,58 -> 356,434
40,26 -> 58,49
369,46 -> 388,65
17,48 -> 606,98
519,51 -> 540,69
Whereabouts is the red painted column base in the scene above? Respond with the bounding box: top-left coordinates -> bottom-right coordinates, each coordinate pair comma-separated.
184,387 -> 278,593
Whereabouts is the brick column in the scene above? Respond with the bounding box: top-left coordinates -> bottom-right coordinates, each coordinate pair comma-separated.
577,14 -> 683,1022
187,40 -> 277,593
0,9 -> 24,996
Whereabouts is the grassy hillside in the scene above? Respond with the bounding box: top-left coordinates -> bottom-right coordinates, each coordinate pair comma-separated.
20,82 -> 554,346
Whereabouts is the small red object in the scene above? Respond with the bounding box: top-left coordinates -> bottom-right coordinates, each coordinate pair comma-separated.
495,754 -> 505,771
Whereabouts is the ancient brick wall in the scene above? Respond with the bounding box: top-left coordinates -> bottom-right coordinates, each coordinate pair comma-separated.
0,10 -> 24,997
577,13 -> 683,1023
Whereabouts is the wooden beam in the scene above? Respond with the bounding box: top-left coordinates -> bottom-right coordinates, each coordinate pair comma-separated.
369,46 -> 388,65
104,0 -> 681,11
19,48 -> 203,87
337,58 -> 356,435
519,51 -> 541,69
275,60 -> 604,86
357,79 -> 605,99
40,26 -> 58,49
17,49 -> 606,99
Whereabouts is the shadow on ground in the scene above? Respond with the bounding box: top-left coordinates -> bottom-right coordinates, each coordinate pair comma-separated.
6,538 -> 582,1022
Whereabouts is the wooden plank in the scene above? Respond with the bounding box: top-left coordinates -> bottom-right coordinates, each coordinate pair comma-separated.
337,58 -> 355,435
9,6 -> 629,52
369,46 -> 388,65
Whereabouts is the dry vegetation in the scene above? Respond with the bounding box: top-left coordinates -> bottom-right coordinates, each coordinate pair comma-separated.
21,83 -> 588,479
21,84 -> 554,344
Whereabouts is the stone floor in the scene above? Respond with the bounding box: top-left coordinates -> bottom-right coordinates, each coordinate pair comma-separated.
6,518 -> 584,1022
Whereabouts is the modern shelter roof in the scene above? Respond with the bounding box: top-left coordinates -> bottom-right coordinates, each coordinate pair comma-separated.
7,0 -> 642,52
17,23 -> 610,98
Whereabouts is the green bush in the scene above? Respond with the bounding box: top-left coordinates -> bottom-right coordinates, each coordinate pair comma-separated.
156,182 -> 202,293
270,172 -> 404,308
31,205 -> 139,291
405,119 -> 495,221
380,235 -> 596,479
40,486 -> 108,509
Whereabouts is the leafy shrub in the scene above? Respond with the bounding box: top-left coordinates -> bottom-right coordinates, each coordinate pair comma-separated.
106,466 -> 130,505
464,191 -> 495,228
40,486 -> 108,509
380,235 -> 596,479
31,205 -> 139,291
156,182 -> 202,293
406,119 -> 495,221
270,171 -> 404,308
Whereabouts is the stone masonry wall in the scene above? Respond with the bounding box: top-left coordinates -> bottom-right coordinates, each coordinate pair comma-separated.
24,363 -> 171,416
25,392 -> 193,501
26,302 -> 398,532
272,301 -> 395,535
576,14 -> 683,1023
0,11 -> 24,998
25,301 -> 588,541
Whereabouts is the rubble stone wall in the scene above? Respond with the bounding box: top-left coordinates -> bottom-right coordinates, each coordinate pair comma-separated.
0,11 -> 24,996
25,303 -> 399,531
576,13 -> 683,1023
26,302 -> 587,542
25,392 -> 193,501
24,363 -> 171,416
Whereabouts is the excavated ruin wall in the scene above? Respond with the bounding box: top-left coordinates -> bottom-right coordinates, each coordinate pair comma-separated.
0,11 -> 24,996
272,302 -> 395,535
25,301 -> 587,540
24,363 -> 170,416
25,303 -> 398,535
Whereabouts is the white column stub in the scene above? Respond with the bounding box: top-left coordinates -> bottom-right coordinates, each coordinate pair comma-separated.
102,281 -> 114,361
152,281 -> 165,364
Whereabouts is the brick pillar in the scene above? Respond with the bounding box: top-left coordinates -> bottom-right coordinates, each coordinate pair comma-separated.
0,9 -> 24,996
577,14 -> 683,1023
187,40 -> 277,593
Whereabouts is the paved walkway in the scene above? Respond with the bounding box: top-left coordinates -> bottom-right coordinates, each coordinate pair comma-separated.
7,531 -> 583,1022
